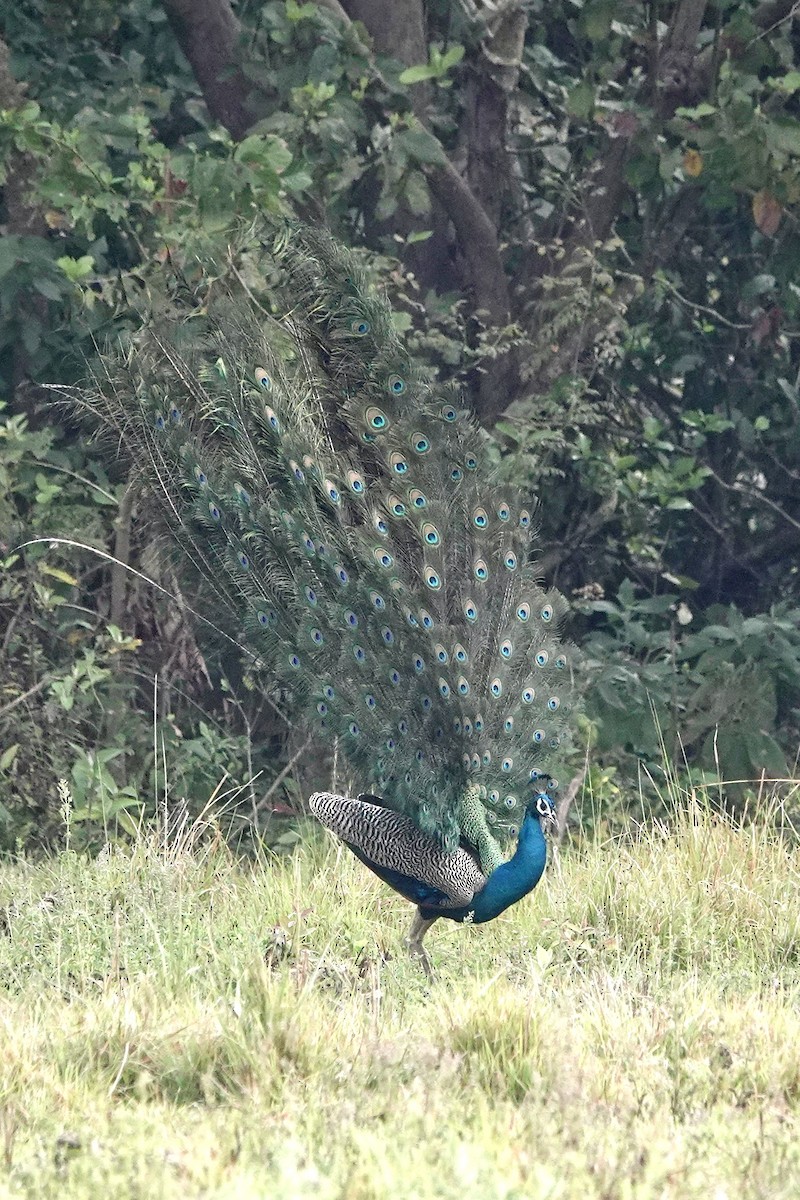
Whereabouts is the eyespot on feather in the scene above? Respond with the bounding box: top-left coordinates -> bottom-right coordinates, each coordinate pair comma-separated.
366,406 -> 389,430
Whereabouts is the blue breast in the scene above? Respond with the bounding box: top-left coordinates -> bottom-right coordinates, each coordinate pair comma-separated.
421,811 -> 548,924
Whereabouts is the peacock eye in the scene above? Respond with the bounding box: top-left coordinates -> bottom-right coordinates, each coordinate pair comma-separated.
366,406 -> 389,430
255,367 -> 272,391
536,794 -> 552,817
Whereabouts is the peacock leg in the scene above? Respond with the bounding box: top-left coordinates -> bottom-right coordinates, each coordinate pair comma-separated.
406,909 -> 438,978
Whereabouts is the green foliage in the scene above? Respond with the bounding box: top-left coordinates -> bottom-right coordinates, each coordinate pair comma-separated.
1,1 -> 799,846
581,582 -> 800,799
398,43 -> 465,85
0,404 -> 285,850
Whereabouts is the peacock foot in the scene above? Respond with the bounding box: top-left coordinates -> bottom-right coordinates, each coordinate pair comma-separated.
406,910 -> 438,979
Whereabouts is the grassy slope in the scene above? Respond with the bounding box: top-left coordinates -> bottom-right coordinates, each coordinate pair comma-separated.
0,802 -> 798,1199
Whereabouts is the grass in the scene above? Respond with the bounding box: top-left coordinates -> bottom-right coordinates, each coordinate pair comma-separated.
0,795 -> 799,1198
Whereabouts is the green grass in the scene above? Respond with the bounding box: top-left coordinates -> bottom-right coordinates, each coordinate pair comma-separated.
0,797 -> 799,1198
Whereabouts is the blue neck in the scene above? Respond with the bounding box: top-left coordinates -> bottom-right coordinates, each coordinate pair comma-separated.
442,810 -> 548,925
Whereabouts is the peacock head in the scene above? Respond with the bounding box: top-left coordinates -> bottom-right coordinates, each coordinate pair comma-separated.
529,790 -> 556,829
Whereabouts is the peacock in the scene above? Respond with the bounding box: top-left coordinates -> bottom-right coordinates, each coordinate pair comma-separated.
71,222 -> 574,974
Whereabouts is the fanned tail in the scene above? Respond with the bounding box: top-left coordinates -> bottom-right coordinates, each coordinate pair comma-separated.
67,221 -> 575,869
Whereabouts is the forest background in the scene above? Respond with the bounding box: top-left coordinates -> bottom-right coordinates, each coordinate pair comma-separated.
1,0 -> 799,850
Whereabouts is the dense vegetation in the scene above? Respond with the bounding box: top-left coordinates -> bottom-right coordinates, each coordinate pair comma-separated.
1,0 -> 799,847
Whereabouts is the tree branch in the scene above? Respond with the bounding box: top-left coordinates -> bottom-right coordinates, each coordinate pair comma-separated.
465,2 -> 528,228
524,2 -> 713,397
161,0 -> 254,139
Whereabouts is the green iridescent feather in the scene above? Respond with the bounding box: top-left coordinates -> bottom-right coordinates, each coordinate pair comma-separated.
71,221 -> 575,874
